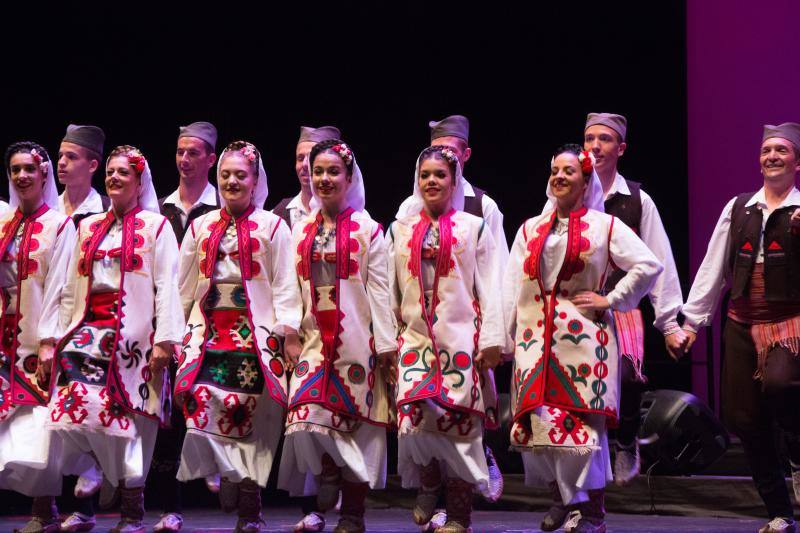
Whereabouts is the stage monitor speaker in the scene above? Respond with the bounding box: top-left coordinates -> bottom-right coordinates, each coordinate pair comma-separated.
638,389 -> 730,475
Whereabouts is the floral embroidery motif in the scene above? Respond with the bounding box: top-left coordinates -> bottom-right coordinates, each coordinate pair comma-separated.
51,382 -> 89,424
217,393 -> 256,437
237,359 -> 259,389
98,387 -> 130,430
183,385 -> 210,429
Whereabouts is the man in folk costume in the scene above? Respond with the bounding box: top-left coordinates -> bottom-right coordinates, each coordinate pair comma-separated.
174,141 -> 302,533
271,125 -> 341,228
542,113 -> 686,489
57,124 -> 111,227
47,145 -> 185,533
504,144 -> 662,533
160,121 -> 220,245
0,142 -> 76,533
388,145 -> 505,533
278,139 -> 397,533
683,123 -> 800,533
147,121 -> 220,533
54,123 -> 110,533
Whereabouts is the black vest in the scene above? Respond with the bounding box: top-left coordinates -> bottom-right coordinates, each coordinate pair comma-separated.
71,195 -> 111,228
271,196 -> 293,226
158,194 -> 220,245
603,180 -> 642,291
728,192 -> 800,302
463,186 -> 486,218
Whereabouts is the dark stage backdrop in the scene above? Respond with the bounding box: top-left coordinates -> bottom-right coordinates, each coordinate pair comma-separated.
1,4 -> 689,389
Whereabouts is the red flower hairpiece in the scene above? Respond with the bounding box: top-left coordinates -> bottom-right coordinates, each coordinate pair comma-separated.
331,143 -> 353,165
29,149 -> 43,165
127,153 -> 146,174
240,144 -> 257,162
578,150 -> 595,175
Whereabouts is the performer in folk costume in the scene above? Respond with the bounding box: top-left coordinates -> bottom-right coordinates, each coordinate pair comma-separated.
541,113 -> 686,490
504,144 -> 661,533
273,126 -> 344,533
152,121 -> 220,533
0,142 -> 76,533
388,145 -> 505,533
683,123 -> 800,533
55,123 -> 110,533
277,139 -> 397,533
47,145 -> 184,533
174,140 -> 301,533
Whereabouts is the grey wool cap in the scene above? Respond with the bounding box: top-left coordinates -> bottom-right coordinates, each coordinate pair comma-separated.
298,126 -> 342,144
178,121 -> 218,151
585,113 -> 628,142
762,122 -> 800,152
429,115 -> 469,142
62,124 -> 105,156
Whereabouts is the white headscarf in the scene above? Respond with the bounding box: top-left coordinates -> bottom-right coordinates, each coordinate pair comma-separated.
544,149 -> 605,214
7,145 -> 59,210
216,142 -> 269,209
401,146 -> 466,218
105,148 -> 160,214
309,142 -> 366,213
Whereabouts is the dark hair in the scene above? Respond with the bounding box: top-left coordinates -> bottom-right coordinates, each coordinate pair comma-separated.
418,145 -> 457,184
309,139 -> 355,174
107,145 -> 146,177
4,141 -> 51,171
222,140 -> 260,173
551,143 -> 591,178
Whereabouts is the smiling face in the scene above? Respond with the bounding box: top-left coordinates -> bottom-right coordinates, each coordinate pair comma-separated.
295,140 -> 315,190
105,155 -> 141,211
584,124 -> 625,174
549,152 -> 588,210
8,152 -> 46,207
57,141 -> 98,187
219,152 -> 257,213
176,136 -> 216,184
760,137 -> 800,183
312,151 -> 351,212
418,156 -> 455,214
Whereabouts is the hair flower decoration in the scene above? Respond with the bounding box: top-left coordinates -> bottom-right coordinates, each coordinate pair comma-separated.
240,144 -> 257,162
29,148 -> 43,164
440,147 -> 459,165
331,143 -> 353,165
127,153 -> 146,174
578,150 -> 596,175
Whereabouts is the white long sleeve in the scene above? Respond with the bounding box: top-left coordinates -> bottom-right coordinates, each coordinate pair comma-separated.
365,226 -> 398,355
153,221 -> 184,345
605,218 -> 664,311
480,194 -> 510,268
58,225 -> 83,335
682,197 -> 736,331
386,223 -> 402,321
268,219 -> 302,335
637,190 -> 683,333
502,223 -> 530,354
38,219 -> 77,343
178,218 -> 201,321
473,220 -> 505,350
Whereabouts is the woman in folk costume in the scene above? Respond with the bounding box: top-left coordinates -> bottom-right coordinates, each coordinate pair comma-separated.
277,139 -> 396,533
388,146 -> 505,533
0,142 -> 75,533
173,140 -> 301,533
503,144 -> 662,533
47,145 -> 184,533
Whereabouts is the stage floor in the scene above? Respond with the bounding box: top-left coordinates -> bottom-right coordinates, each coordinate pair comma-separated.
0,508 -> 767,532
